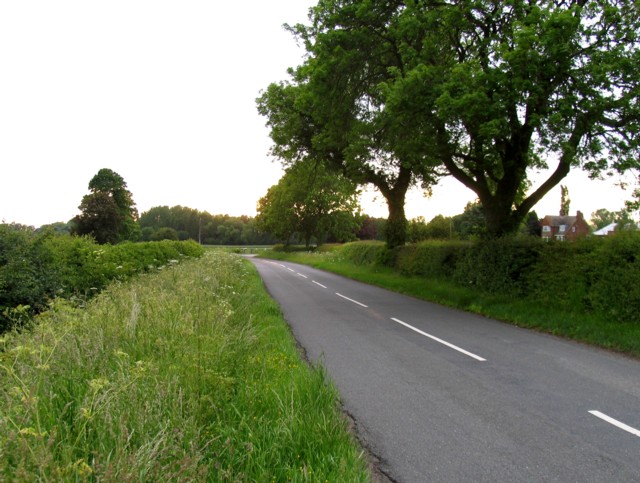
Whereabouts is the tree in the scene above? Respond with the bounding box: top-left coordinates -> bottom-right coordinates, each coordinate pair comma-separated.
257,3 -> 443,247
590,208 -> 617,230
150,227 -> 179,241
560,186 -> 570,217
452,201 -> 486,240
267,1 -> 640,239
256,161 -> 361,247
522,211 -> 542,237
380,0 -> 640,236
425,215 -> 453,240
73,169 -> 140,244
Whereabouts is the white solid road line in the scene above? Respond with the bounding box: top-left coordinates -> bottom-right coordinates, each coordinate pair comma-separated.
391,317 -> 486,362
589,411 -> 640,437
336,293 -> 368,308
313,281 -> 327,289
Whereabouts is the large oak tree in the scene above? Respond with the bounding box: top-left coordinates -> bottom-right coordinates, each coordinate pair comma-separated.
261,0 -> 640,238
258,3 -> 441,247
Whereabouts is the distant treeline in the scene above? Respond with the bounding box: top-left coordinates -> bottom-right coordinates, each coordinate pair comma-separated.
139,205 -> 392,246
138,206 -> 277,245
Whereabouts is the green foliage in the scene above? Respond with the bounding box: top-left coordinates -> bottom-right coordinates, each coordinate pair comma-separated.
526,239 -> 596,308
452,201 -> 486,240
257,3 -> 442,248
338,241 -> 387,266
150,227 -> 179,241
263,0 -> 640,238
138,206 -> 277,245
0,252 -> 370,480
585,233 -> 640,321
256,161 -> 362,247
332,233 -> 640,324
73,168 -> 140,244
396,241 -> 468,279
452,238 -> 544,296
356,216 -> 386,241
0,224 -> 204,333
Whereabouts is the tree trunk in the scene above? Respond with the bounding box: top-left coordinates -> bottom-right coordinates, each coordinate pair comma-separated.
481,196 -> 523,238
384,193 -> 408,248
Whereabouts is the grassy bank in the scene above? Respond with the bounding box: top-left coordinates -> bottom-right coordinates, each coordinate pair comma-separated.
0,251 -> 370,481
262,249 -> 640,358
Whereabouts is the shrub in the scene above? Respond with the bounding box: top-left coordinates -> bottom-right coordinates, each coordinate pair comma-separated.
585,232 -> 640,322
525,239 -> 595,310
452,237 -> 543,296
395,241 -> 468,278
0,225 -> 205,333
339,241 -> 387,265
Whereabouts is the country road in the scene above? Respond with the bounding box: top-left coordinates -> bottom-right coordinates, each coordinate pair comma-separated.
249,257 -> 640,482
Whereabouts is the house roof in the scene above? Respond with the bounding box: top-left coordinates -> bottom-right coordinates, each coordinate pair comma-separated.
593,222 -> 617,236
593,222 -> 640,235
542,215 -> 577,227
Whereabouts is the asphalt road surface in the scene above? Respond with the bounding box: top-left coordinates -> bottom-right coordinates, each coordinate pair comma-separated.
249,257 -> 640,482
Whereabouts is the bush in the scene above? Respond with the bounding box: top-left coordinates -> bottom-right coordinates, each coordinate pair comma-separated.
395,241 -> 468,278
586,233 -> 640,322
526,239 -> 595,309
336,234 -> 640,324
0,225 -> 205,333
339,241 -> 387,265
452,237 -> 544,296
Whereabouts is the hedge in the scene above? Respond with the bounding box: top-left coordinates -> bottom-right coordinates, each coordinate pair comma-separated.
0,225 -> 204,332
338,234 -> 640,324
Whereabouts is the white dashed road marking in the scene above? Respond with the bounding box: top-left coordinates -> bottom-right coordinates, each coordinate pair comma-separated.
391,317 -> 486,362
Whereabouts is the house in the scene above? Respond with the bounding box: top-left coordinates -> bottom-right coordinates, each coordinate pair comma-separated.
540,211 -> 590,241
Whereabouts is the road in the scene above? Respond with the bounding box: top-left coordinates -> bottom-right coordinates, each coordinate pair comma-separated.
249,257 -> 640,482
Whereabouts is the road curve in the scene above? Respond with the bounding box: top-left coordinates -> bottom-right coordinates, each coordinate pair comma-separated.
249,257 -> 640,482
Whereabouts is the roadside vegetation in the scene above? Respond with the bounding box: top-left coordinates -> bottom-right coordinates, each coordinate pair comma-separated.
0,250 -> 370,481
0,224 -> 204,333
262,236 -> 640,358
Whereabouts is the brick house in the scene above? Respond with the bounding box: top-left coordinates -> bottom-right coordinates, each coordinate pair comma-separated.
540,211 -> 590,241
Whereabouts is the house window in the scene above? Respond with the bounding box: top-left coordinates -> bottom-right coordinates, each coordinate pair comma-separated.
572,226 -> 576,232
559,225 -> 566,233
556,235 -> 565,241
542,226 -> 551,233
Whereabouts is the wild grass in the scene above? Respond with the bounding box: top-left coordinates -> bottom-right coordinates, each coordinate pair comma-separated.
262,249 -> 640,358
0,250 -> 370,481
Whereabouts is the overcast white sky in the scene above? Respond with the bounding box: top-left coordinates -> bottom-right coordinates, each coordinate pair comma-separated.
0,1 -> 635,227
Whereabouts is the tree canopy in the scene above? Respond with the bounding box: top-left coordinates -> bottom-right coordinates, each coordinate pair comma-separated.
73,169 -> 139,244
257,3 -> 443,247
256,161 -> 362,247
260,0 -> 640,239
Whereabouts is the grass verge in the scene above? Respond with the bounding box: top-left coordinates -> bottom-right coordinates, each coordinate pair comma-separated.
261,250 -> 640,358
0,251 -> 371,481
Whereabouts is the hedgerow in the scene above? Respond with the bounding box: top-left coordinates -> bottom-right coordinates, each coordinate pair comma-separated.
338,234 -> 640,324
0,225 -> 204,332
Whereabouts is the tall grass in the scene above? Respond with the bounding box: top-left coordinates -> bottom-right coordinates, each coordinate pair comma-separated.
0,251 -> 370,481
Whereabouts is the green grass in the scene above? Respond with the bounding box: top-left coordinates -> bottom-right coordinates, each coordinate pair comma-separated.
262,250 -> 640,358
0,251 -> 371,481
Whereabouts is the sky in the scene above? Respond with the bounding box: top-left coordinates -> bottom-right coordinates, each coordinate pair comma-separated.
0,1 -> 636,228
